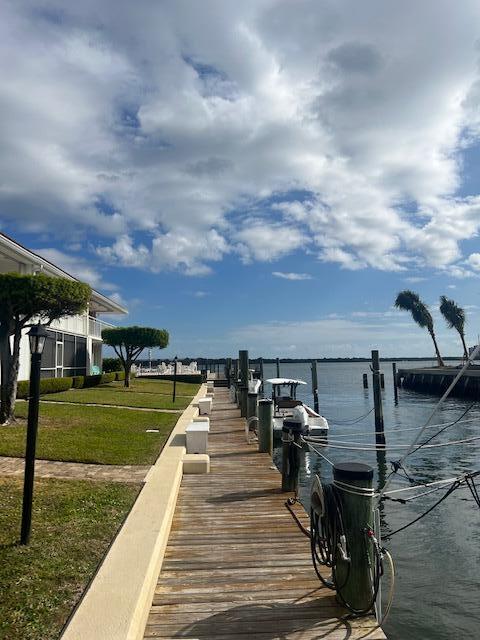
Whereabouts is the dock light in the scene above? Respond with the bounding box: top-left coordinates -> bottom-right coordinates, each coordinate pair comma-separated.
20,323 -> 48,545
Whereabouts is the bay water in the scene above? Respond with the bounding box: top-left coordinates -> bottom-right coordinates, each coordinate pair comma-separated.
261,361 -> 480,640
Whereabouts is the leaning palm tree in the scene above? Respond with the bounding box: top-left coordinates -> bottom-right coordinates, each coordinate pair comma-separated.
394,290 -> 445,366
439,295 -> 468,359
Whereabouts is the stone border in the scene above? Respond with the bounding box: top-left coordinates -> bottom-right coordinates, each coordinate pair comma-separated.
61,384 -> 207,640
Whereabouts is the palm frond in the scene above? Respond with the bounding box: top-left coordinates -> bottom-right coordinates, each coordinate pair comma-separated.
439,295 -> 465,332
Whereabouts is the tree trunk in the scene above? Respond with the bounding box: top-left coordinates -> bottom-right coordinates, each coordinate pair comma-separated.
460,332 -> 469,360
124,361 -> 131,388
429,328 -> 444,367
0,328 -> 21,424
0,330 -> 10,424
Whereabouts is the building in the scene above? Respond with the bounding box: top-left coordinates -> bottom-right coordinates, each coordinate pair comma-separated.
0,233 -> 127,381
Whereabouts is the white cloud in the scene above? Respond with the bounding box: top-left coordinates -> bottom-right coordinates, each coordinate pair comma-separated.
272,271 -> 312,281
34,247 -> 115,292
1,2 -> 480,275
466,253 -> 480,271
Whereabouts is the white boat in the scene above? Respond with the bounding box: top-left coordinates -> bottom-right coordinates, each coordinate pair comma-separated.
266,378 -> 329,436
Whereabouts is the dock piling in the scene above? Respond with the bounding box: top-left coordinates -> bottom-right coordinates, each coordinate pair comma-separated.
259,357 -> 264,396
392,362 -> 399,404
371,350 -> 385,445
258,399 -> 273,455
363,373 -> 369,389
311,360 -> 319,414
238,350 -> 249,418
276,357 -> 280,378
333,462 -> 376,613
281,423 -> 302,493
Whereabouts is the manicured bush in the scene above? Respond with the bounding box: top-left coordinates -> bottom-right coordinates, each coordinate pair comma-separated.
115,371 -> 125,381
72,376 -> 85,389
15,377 -> 73,398
101,372 -> 116,384
83,375 -> 103,388
102,357 -> 123,373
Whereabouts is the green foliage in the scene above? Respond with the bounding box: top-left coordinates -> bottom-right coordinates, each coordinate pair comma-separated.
439,295 -> 468,357
394,290 -> 433,330
115,371 -> 125,381
83,375 -> 102,388
102,357 -> 123,372
72,376 -> 85,389
101,326 -> 169,352
101,372 -> 116,384
15,377 -> 73,399
0,273 -> 91,326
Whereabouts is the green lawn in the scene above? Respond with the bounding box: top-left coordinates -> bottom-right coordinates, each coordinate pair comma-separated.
115,378 -> 200,396
0,402 -> 178,465
42,379 -> 195,410
0,477 -> 140,640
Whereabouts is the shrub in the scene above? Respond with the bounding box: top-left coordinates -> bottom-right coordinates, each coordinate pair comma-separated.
83,375 -> 103,388
101,372 -> 116,384
115,371 -> 125,381
16,381 -> 30,400
102,357 -> 123,373
72,376 -> 85,389
16,377 -> 74,398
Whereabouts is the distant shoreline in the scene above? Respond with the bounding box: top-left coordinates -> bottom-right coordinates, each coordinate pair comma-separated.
137,356 -> 463,365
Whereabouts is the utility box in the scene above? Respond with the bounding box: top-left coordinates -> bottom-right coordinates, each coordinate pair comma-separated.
198,397 -> 212,415
186,422 -> 209,454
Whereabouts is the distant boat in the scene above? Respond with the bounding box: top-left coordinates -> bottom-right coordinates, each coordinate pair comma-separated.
266,378 -> 328,436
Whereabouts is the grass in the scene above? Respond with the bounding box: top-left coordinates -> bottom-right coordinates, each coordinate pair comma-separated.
42,378 -> 197,410
0,402 -> 178,465
0,477 -> 140,640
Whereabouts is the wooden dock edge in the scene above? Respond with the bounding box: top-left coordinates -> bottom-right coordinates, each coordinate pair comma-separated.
61,384 -> 208,640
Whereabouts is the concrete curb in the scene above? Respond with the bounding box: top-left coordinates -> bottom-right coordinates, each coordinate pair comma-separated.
61,384 -> 207,640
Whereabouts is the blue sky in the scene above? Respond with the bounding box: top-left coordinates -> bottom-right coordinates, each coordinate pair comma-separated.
1,1 -> 480,359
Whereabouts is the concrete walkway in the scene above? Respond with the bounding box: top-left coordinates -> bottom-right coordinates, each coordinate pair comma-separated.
0,456 -> 150,483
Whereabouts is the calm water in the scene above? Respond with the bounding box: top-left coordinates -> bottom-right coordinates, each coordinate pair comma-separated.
262,361 -> 480,640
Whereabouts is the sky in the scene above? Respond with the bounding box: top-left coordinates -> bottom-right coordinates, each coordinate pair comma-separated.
1,0 -> 480,358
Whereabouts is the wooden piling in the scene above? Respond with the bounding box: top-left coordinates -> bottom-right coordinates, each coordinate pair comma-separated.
247,392 -> 258,420
259,357 -> 264,395
363,373 -> 369,389
281,424 -> 301,493
371,350 -> 385,444
392,362 -> 398,404
311,360 -> 319,414
238,350 -> 249,418
276,357 -> 280,378
258,398 -> 273,455
380,372 -> 385,389
333,462 -> 375,613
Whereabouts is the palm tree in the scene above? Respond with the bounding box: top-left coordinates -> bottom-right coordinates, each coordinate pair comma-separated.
439,295 -> 468,359
394,290 -> 445,366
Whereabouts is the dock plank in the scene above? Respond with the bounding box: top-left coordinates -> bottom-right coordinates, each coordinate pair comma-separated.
143,388 -> 387,640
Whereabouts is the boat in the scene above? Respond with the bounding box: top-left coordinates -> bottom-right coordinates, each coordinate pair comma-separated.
266,378 -> 329,436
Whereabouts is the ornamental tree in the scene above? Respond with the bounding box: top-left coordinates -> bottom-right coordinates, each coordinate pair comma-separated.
0,273 -> 91,424
101,326 -> 169,387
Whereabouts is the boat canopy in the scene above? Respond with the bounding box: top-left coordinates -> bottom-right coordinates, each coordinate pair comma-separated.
266,378 -> 307,386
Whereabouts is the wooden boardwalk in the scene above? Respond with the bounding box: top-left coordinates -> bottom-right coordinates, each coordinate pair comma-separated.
143,388 -> 386,639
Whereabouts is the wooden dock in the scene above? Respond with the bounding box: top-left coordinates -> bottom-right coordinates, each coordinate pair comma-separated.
143,388 -> 386,639
398,365 -> 480,399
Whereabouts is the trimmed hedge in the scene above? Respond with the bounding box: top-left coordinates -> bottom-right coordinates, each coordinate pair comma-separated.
83,375 -> 102,388
72,375 -> 85,389
101,372 -> 116,384
16,377 -> 73,399
102,357 -> 123,373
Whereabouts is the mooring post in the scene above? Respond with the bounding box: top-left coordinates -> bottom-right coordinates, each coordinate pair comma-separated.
380,373 -> 385,389
225,357 -> 232,388
276,357 -> 280,377
363,373 -> 368,389
239,349 -> 249,418
392,362 -> 399,404
258,399 -> 274,455
281,423 -> 302,493
371,350 -> 385,445
247,392 -> 258,420
259,357 -> 264,396
311,360 -> 319,414
333,462 -> 375,612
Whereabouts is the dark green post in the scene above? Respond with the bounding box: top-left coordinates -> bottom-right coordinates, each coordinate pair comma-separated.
259,357 -> 264,396
392,362 -> 399,404
276,357 -> 280,377
363,373 -> 368,389
281,424 -> 302,493
239,350 -> 249,418
247,392 -> 258,419
333,462 -> 375,612
258,399 -> 273,455
226,357 -> 232,388
371,350 -> 385,445
311,360 -> 319,413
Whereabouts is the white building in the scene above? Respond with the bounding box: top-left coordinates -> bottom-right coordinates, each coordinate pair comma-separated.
0,232 -> 127,381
